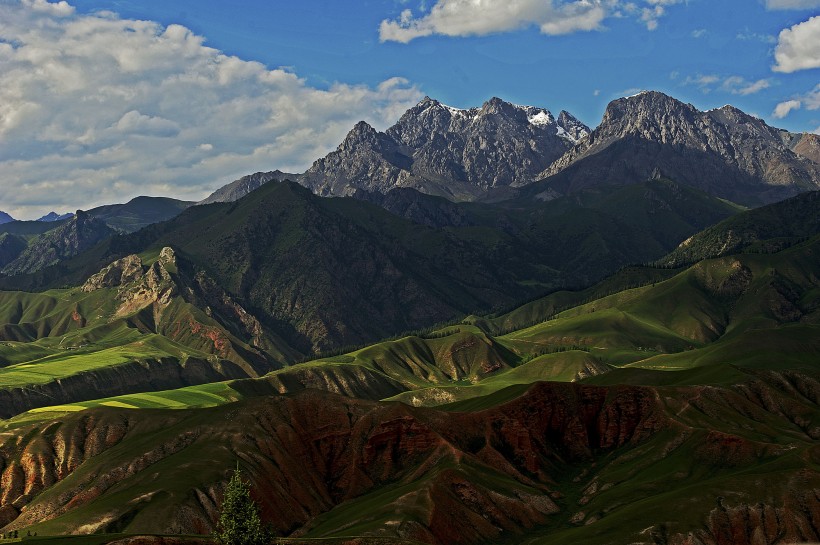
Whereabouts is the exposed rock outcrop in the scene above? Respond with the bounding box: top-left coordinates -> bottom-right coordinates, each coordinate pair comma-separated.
1,211 -> 115,276
538,91 -> 820,205
202,96 -> 589,204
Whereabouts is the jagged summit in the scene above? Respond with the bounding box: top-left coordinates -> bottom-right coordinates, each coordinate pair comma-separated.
200,90 -> 818,207
200,95 -> 591,204
536,90 -> 820,205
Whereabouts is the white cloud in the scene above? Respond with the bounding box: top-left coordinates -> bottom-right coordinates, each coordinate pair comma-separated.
803,83 -> 820,109
772,99 -> 802,118
378,0 -> 682,42
773,16 -> 820,72
770,84 -> 820,120
736,30 -> 777,43
379,0 -> 607,42
0,1 -> 423,219
721,76 -> 771,95
21,0 -> 73,16
765,0 -> 820,9
683,74 -> 771,95
114,111 -> 180,137
691,28 -> 707,38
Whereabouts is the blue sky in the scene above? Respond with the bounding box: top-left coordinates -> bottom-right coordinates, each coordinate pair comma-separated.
1,0 -> 819,218
67,0 -> 819,129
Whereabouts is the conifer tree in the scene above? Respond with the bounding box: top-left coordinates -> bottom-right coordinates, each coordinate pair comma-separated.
214,466 -> 272,545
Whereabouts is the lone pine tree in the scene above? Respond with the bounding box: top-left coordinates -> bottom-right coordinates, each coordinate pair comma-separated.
214,466 -> 273,545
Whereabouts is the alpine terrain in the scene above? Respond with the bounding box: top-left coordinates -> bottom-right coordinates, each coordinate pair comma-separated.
0,91 -> 819,545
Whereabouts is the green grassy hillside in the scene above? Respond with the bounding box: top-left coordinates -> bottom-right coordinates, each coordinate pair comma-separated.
0,200 -> 818,545
660,189 -> 820,266
0,179 -> 740,357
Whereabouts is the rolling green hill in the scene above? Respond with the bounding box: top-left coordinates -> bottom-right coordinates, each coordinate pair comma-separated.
660,189 -> 820,266
0,186 -> 817,545
0,178 -> 740,356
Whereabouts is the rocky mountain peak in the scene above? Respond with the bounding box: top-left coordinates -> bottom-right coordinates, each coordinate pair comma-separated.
339,120 -> 380,150
538,91 -> 820,205
203,95 -> 589,203
480,96 -> 520,117
557,110 -> 590,142
601,91 -> 698,136
794,133 -> 820,164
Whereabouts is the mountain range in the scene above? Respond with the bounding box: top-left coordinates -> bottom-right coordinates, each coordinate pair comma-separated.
201,91 -> 820,207
0,90 -> 819,545
0,190 -> 818,544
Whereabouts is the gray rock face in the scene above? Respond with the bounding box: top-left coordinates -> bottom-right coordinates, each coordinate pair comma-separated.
1,211 -> 115,276
203,96 -> 589,204
81,254 -> 144,292
301,96 -> 588,201
198,170 -> 295,205
300,121 -> 413,197
539,91 -> 820,205
81,248 -> 177,306
793,133 -> 820,164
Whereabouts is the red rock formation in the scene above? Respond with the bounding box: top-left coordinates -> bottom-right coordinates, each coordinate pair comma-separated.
0,373 -> 817,544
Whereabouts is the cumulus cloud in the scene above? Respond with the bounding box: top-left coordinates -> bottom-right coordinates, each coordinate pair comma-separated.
772,99 -> 802,118
378,0 -> 683,42
773,16 -> 820,72
0,1 -> 423,219
764,0 -> 820,8
379,0 -> 606,42
770,84 -> 820,119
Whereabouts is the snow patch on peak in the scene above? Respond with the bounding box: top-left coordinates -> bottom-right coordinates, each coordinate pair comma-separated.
527,111 -> 554,127
439,102 -> 479,120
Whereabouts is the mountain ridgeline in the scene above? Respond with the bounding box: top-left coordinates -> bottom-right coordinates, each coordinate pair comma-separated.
1,178 -> 742,356
0,87 -> 820,545
202,91 -> 820,207
0,200 -> 818,544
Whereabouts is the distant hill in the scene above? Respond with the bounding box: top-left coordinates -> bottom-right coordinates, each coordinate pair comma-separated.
1,211 -> 115,276
35,211 -> 73,222
198,170 -> 294,205
87,196 -> 193,233
0,179 -> 739,355
659,190 -> 820,266
0,211 -> 14,224
0,233 -> 27,269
